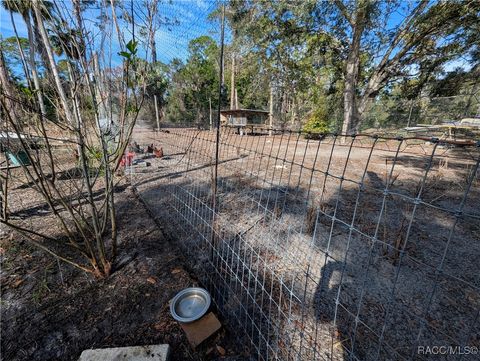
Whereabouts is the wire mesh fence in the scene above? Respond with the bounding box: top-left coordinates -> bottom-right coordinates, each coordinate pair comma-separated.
364,92 -> 480,130
2,0 -> 479,359
130,125 -> 479,360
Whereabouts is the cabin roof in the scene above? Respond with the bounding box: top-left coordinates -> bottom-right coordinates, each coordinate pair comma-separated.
220,109 -> 269,116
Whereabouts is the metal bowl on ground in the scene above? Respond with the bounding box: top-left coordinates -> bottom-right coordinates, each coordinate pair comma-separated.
170,287 -> 211,323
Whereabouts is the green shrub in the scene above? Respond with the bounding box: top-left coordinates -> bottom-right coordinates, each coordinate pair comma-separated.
302,104 -> 331,138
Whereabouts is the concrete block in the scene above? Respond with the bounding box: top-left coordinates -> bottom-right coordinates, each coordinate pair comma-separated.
78,344 -> 169,361
179,312 -> 221,348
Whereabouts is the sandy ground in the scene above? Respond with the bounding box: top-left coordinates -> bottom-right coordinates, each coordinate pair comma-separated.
130,126 -> 479,361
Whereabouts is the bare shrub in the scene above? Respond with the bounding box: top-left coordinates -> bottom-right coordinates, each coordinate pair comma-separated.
0,0 -> 155,277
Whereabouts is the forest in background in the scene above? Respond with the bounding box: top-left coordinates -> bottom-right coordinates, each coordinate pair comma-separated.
1,0 -> 480,135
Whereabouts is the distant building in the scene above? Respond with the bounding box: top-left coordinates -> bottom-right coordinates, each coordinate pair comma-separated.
220,109 -> 270,127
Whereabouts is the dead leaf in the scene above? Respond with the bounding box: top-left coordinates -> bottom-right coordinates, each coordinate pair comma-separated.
153,322 -> 167,331
12,279 -> 24,288
146,277 -> 157,284
216,345 -> 226,356
171,268 -> 182,274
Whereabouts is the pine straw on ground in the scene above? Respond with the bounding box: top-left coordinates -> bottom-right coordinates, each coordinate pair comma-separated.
1,186 -> 248,361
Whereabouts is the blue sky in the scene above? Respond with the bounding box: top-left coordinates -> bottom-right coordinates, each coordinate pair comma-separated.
0,0 -> 470,73
0,0 -> 224,67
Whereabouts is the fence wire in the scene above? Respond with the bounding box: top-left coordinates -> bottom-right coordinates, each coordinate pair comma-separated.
131,125 -> 479,361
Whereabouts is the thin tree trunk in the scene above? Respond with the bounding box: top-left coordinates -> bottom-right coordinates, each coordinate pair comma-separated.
33,1 -> 75,125
154,95 -> 160,130
269,85 -> 273,136
341,2 -> 368,135
73,0 -> 87,55
110,0 -> 124,50
0,168 -> 8,221
25,15 -> 46,116
342,42 -> 361,134
147,0 -> 160,132
24,12 -> 57,182
291,96 -> 296,125
406,99 -> 415,127
9,10 -> 31,88
31,11 -> 54,84
209,97 -> 213,130
0,51 -> 11,219
93,52 -> 108,119
234,87 -> 238,109
149,0 -> 158,63
230,53 -> 236,109
0,41 -> 16,118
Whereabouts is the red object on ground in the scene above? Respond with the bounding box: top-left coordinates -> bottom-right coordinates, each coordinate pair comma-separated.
154,147 -> 163,158
120,152 -> 135,167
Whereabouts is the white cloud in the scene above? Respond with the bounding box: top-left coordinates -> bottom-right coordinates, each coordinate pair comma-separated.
195,0 -> 210,11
